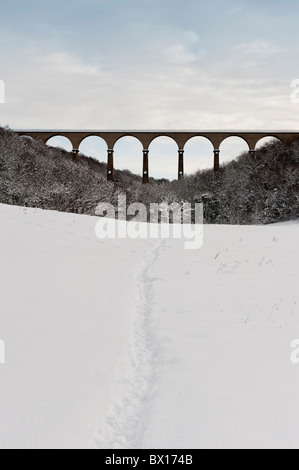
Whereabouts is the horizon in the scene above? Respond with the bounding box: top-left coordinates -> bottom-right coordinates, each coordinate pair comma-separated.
1,0 -> 299,177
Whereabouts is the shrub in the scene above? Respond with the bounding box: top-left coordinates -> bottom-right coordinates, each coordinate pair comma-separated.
1,127 -> 299,224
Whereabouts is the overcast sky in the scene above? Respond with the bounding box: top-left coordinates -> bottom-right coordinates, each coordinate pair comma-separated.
1,0 -> 299,177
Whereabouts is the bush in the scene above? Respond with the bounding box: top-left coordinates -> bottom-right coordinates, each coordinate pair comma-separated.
1,127 -> 299,224
0,127 -> 114,214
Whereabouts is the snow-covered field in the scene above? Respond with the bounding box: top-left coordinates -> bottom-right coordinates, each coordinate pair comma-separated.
0,203 -> 299,449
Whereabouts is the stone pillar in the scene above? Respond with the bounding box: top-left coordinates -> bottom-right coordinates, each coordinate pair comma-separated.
249,149 -> 256,157
178,150 -> 184,179
107,149 -> 114,181
72,149 -> 79,163
214,150 -> 220,171
143,149 -> 149,184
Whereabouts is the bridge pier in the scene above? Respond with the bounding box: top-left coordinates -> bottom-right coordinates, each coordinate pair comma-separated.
72,149 -> 79,163
107,150 -> 114,181
178,150 -> 184,179
214,150 -> 220,171
249,150 -> 256,157
143,149 -> 149,184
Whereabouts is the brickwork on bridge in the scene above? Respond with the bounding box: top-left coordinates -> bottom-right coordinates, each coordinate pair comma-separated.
15,130 -> 299,183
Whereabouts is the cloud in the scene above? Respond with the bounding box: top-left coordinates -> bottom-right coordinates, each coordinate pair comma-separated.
0,20 -> 297,134
38,53 -> 102,76
234,41 -> 284,55
1,0 -> 299,180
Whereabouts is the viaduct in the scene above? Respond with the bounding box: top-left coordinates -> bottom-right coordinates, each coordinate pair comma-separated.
15,130 -> 299,183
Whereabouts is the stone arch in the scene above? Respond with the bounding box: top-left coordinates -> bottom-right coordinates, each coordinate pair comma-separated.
113,135 -> 144,176
183,136 -> 215,174
78,135 -> 108,162
219,134 -> 251,149
255,135 -> 282,150
45,135 -> 73,152
148,134 -> 180,149
19,135 -> 34,141
184,134 -> 215,149
148,135 -> 179,180
219,135 -> 250,167
78,134 -> 109,149
113,133 -> 144,149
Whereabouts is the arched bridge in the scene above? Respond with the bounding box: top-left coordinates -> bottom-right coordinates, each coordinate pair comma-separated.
15,130 -> 299,183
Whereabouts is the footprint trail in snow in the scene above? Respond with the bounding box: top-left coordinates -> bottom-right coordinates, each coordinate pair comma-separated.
93,240 -> 164,449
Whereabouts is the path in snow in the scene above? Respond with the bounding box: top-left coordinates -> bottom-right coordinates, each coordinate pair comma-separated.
0,204 -> 159,449
2,204 -> 299,449
93,239 -> 164,449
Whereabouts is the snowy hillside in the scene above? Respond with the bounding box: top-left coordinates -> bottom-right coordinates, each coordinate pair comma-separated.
0,203 -> 299,449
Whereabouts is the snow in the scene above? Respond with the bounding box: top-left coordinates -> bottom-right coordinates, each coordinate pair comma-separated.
0,203 -> 299,449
